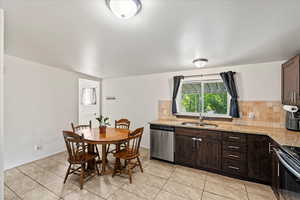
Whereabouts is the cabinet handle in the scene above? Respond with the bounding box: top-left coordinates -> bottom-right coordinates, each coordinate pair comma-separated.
228,166 -> 240,170
228,155 -> 240,158
228,146 -> 240,149
197,138 -> 202,142
192,138 -> 197,141
228,136 -> 240,140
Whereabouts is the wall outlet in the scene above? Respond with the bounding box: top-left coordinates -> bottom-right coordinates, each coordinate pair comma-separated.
248,112 -> 255,119
34,145 -> 41,151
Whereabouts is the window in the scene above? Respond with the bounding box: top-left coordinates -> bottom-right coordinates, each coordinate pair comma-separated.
81,88 -> 97,105
177,79 -> 230,117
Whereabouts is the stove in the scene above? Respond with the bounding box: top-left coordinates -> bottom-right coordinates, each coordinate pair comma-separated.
282,145 -> 300,164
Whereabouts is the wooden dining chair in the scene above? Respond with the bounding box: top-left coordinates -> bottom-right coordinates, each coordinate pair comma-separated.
112,127 -> 144,184
71,120 -> 92,132
63,131 -> 100,189
71,121 -> 101,163
106,119 -> 131,155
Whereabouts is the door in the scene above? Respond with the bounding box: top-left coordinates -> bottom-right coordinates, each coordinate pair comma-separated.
195,138 -> 221,170
79,79 -> 100,127
175,135 -> 195,167
282,56 -> 300,105
271,150 -> 280,199
247,135 -> 271,183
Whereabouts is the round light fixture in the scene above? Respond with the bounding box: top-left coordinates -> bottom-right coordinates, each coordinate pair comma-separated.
193,58 -> 208,68
106,0 -> 142,19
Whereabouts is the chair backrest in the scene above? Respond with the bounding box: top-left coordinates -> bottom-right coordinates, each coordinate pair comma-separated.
71,120 -> 92,132
63,131 -> 86,163
126,127 -> 144,155
115,119 -> 130,129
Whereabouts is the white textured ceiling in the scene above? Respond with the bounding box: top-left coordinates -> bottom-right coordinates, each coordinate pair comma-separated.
2,0 -> 300,78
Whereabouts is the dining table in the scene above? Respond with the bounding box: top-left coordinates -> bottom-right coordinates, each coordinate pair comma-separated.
80,127 -> 130,175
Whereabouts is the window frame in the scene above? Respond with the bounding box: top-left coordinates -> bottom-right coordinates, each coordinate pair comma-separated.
176,78 -> 231,118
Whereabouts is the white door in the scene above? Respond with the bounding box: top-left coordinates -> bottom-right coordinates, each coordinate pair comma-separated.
79,79 -> 100,127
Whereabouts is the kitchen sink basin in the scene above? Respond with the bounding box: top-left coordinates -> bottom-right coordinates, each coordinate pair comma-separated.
181,122 -> 218,128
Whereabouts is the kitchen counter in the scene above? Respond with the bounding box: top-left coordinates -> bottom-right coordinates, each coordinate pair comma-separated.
150,119 -> 300,147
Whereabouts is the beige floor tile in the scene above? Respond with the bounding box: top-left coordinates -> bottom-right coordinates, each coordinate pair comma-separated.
248,192 -> 276,200
5,175 -> 40,197
63,189 -> 105,200
131,173 -> 167,189
85,176 -> 119,199
48,163 -> 69,178
22,186 -> 59,200
163,180 -> 203,200
4,168 -> 26,185
170,168 -> 205,189
245,181 -> 275,198
4,186 -> 20,200
107,189 -> 146,200
17,162 -> 45,178
33,171 -> 63,185
205,173 -> 246,191
204,181 -> 248,200
144,161 -> 174,179
44,178 -> 79,198
155,190 -> 187,200
202,192 -> 232,200
122,182 -> 160,200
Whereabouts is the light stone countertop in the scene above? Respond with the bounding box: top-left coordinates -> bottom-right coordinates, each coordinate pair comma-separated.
149,119 -> 300,147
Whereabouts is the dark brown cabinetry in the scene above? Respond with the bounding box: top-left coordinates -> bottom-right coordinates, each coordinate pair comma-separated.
282,55 -> 300,105
247,135 -> 271,183
270,140 -> 280,199
175,128 -> 221,170
222,132 -> 247,177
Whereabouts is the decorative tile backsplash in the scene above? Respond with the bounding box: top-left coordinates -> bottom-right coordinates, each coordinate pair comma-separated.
158,100 -> 286,128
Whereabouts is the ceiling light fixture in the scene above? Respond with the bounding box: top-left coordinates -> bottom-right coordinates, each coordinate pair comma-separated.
193,58 -> 208,68
106,0 -> 142,19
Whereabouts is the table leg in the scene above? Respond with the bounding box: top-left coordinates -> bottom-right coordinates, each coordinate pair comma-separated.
101,144 -> 107,175
115,143 -> 121,170
87,144 -> 96,171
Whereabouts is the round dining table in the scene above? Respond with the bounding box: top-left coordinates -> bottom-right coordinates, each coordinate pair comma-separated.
80,127 -> 130,175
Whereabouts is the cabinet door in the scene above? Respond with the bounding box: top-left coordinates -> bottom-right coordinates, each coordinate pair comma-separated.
175,135 -> 195,167
195,138 -> 221,170
247,135 -> 271,183
282,56 -> 300,105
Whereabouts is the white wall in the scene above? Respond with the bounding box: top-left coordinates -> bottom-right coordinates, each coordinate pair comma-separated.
102,61 -> 283,148
4,55 -> 100,169
0,9 -> 4,200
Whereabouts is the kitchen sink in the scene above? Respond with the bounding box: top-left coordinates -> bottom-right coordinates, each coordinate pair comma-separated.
181,122 -> 218,128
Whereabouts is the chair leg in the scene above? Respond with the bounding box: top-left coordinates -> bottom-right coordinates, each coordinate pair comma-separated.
112,158 -> 118,177
80,164 -> 85,190
64,164 -> 71,184
128,162 -> 132,184
137,157 -> 143,173
95,161 -> 100,176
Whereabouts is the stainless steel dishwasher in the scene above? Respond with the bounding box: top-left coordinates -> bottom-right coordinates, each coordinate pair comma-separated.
150,124 -> 174,162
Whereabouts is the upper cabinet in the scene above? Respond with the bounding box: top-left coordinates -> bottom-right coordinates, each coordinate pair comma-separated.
282,55 -> 300,105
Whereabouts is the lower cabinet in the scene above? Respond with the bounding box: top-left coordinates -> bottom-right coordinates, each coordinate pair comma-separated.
175,128 -> 221,171
247,135 -> 272,183
174,127 -> 274,184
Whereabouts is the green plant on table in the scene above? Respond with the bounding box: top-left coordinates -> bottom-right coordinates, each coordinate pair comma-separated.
96,115 -> 110,127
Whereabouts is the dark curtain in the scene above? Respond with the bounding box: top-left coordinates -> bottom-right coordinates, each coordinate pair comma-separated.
220,71 -> 240,118
172,76 -> 184,114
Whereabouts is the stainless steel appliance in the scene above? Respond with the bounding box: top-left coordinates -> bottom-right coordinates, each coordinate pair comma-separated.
150,125 -> 174,162
283,105 -> 300,131
274,146 -> 300,200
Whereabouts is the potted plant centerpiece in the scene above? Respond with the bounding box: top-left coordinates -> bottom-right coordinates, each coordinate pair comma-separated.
96,115 -> 110,133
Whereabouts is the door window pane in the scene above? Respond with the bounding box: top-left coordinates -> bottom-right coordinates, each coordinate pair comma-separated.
81,88 -> 97,105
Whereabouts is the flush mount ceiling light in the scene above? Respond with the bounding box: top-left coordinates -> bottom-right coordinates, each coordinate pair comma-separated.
106,0 -> 142,19
193,58 -> 208,68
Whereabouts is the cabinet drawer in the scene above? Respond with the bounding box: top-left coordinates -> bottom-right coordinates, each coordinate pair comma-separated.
222,132 -> 246,143
175,127 -> 221,140
222,159 -> 247,176
222,141 -> 247,152
222,150 -> 246,161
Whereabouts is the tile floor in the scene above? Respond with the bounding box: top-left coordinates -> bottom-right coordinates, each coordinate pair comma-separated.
4,148 -> 277,200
